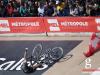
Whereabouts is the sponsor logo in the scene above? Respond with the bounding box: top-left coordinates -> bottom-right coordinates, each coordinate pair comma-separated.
61,22 -> 88,27
82,58 -> 100,74
95,18 -> 100,31
0,58 -> 48,71
12,22 -> 40,27
47,19 -> 60,31
95,18 -> 100,24
0,20 -> 10,31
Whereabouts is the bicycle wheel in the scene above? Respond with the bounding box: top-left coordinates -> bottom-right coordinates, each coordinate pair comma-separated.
50,47 -> 63,60
42,48 -> 54,65
32,44 -> 43,62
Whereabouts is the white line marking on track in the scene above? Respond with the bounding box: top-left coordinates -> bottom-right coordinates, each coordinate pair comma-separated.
91,68 -> 100,75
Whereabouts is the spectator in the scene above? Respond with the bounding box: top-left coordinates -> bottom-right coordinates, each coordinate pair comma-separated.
69,4 -> 79,16
19,2 -> 28,17
62,3 -> 70,16
38,2 -> 45,16
12,0 -> 20,17
0,1 -> 7,17
45,2 -> 54,16
6,2 -> 14,17
0,0 -> 100,17
32,1 -> 38,17
75,1 -> 85,16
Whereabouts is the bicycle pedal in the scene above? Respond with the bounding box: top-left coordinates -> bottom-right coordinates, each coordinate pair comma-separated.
40,57 -> 45,60
49,60 -> 53,63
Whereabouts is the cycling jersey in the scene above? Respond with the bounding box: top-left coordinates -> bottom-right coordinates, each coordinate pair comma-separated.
21,62 -> 34,73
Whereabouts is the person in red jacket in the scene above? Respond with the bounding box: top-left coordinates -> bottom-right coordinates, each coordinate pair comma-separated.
84,32 -> 100,57
6,2 -> 14,17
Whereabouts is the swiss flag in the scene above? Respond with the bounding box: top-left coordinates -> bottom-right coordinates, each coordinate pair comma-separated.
84,33 -> 100,57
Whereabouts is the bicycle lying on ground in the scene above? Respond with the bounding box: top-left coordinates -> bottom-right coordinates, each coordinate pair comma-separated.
21,44 -> 64,73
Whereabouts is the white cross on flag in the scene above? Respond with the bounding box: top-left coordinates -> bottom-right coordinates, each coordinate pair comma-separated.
84,33 -> 100,57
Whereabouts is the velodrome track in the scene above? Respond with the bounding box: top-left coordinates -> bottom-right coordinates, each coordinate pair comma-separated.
0,36 -> 100,75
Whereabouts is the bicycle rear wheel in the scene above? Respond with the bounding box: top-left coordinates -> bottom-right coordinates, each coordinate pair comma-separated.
42,48 -> 54,65
32,44 -> 43,62
50,47 -> 63,61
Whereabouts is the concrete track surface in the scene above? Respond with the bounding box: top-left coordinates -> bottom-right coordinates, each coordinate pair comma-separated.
0,36 -> 99,75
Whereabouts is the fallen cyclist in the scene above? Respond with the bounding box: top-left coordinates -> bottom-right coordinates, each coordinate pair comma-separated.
21,50 -> 42,73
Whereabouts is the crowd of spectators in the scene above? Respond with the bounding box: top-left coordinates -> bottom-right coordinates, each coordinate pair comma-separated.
0,0 -> 100,17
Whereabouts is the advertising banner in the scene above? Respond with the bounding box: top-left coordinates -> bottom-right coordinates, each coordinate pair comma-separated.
0,17 -> 100,33
44,17 -> 97,32
0,18 -> 45,33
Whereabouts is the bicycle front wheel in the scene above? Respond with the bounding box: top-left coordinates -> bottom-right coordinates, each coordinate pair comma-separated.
32,44 -> 43,62
50,47 -> 63,61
